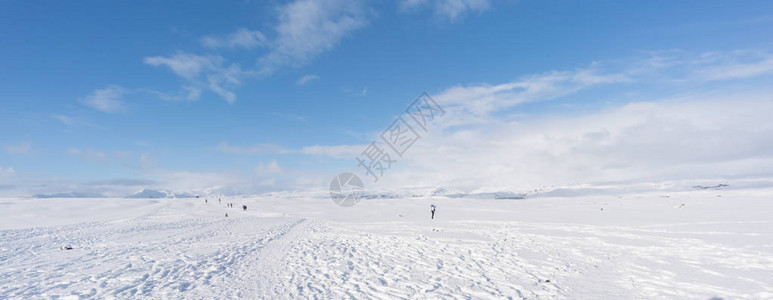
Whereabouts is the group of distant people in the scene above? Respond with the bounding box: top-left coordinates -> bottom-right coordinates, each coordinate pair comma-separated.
204,197 -> 248,217
215,197 -> 437,220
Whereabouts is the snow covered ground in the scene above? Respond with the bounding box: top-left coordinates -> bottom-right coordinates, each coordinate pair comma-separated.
1,187 -> 772,299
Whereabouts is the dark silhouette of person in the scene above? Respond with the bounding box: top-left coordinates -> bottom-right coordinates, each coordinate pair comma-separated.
242,205 -> 247,211
430,204 -> 436,219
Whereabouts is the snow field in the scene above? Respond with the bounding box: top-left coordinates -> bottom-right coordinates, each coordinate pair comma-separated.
1,188 -> 772,299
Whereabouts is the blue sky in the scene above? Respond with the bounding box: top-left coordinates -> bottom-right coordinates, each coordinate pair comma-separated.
2,0 -> 773,196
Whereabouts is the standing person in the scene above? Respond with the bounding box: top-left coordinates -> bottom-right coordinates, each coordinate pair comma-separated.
205,199 -> 207,204
242,205 -> 247,211
430,204 -> 436,219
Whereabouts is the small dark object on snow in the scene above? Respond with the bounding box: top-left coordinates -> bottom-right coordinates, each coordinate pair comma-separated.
59,245 -> 73,250
600,207 -> 604,211
545,279 -> 550,283
225,213 -> 228,217
242,205 -> 247,211
693,183 -> 729,190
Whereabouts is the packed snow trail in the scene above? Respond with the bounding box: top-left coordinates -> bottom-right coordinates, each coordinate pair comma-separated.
1,188 -> 772,299
0,201 -> 305,298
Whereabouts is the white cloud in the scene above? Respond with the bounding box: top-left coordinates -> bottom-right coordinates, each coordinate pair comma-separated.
80,85 -> 127,113
144,52 -> 222,79
140,165 -> 316,195
145,85 -> 203,102
370,91 -> 773,192
300,144 -> 367,159
144,52 -> 244,103
693,51 -> 773,81
296,74 -> 319,86
148,170 -> 249,194
260,0 -> 369,69
53,115 -> 105,130
0,166 -> 15,177
54,115 -> 77,126
215,142 -> 290,155
146,0 -> 370,102
141,0 -> 501,104
434,67 -> 629,126
619,49 -> 773,82
256,160 -> 282,174
400,0 -> 491,22
341,86 -> 370,96
29,48 -> 773,196
435,0 -> 490,21
136,152 -> 159,171
216,142 -> 367,159
307,49 -> 773,192
5,142 -> 33,155
67,148 -> 109,163
201,28 -> 268,49
399,0 -> 428,10
431,50 -> 773,129
270,112 -> 308,122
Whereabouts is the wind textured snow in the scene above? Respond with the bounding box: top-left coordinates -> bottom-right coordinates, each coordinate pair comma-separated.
1,188 -> 772,299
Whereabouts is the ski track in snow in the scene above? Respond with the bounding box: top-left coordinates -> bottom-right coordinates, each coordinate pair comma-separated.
0,201 -> 306,299
1,190 -> 772,299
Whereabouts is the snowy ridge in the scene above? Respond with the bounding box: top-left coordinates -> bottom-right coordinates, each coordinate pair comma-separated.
27,177 -> 773,201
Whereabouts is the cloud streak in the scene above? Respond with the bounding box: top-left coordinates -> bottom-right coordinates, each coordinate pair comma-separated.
435,67 -> 629,124
144,52 -> 245,103
67,148 -> 109,163
80,85 -> 127,113
296,74 -> 319,86
400,0 -> 491,22
372,91 -> 773,192
260,0 -> 369,70
201,28 -> 268,49
298,49 -> 773,192
5,142 -> 33,155
300,144 -> 368,159
692,50 -> 773,81
215,142 -> 291,155
0,166 -> 15,177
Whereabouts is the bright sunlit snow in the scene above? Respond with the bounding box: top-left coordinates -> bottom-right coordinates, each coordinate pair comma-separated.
3,1 -> 773,299
1,186 -> 771,299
